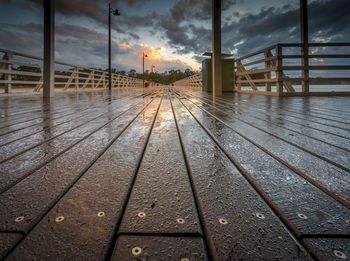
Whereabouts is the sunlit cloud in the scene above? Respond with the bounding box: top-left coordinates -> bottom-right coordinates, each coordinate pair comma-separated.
114,43 -> 197,72
119,41 -> 132,49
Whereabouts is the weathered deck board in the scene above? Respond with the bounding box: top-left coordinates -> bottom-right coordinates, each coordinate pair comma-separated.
4,97 -> 162,260
118,96 -> 202,235
170,94 -> 312,260
0,87 -> 349,260
177,96 -> 349,235
112,236 -> 208,260
179,91 -> 350,207
0,97 -> 151,193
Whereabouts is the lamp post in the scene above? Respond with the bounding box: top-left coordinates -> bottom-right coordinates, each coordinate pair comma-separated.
142,52 -> 148,88
108,3 -> 121,92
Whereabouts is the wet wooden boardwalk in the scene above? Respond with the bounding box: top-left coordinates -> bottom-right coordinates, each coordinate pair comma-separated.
0,87 -> 349,260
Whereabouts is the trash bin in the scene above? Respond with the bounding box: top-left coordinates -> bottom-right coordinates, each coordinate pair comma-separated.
202,58 -> 234,92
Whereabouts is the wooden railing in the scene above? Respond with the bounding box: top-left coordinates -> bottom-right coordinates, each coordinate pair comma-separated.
0,48 -> 143,93
234,43 -> 350,96
173,73 -> 202,88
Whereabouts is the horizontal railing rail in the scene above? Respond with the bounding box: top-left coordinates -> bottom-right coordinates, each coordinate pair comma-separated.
234,42 -> 350,96
0,48 -> 143,93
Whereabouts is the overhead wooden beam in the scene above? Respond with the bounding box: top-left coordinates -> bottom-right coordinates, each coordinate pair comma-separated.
212,0 -> 222,97
43,0 -> 55,99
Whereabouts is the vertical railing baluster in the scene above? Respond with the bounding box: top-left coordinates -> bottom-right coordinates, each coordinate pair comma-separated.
264,50 -> 271,92
75,67 -> 79,90
301,44 -> 309,94
5,52 -> 13,93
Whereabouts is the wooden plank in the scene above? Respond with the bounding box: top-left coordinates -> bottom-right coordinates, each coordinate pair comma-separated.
177,95 -> 350,237
302,238 -> 350,261
0,97 -> 147,194
118,96 -> 202,235
190,95 -> 350,170
4,98 -> 162,260
0,99 -> 133,162
185,94 -> 350,205
112,236 -> 208,260
0,233 -> 22,259
170,94 -> 312,260
0,99 -> 122,146
200,95 -> 350,150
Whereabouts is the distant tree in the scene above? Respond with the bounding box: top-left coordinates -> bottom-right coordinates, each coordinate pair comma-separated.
131,68 -> 196,85
128,69 -> 136,77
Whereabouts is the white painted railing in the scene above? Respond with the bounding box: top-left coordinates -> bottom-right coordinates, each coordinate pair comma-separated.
0,48 -> 143,93
173,73 -> 202,88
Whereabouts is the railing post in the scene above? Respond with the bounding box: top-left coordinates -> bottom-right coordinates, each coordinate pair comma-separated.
235,60 -> 241,92
92,70 -> 95,88
264,50 -> 271,92
276,45 -> 284,96
4,52 -> 12,93
75,67 -> 79,90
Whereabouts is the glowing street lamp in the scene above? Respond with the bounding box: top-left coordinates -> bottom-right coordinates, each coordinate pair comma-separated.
143,52 -> 148,88
108,3 -> 121,92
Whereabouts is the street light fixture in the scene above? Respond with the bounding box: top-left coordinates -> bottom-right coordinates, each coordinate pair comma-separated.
108,3 -> 121,93
143,52 -> 148,88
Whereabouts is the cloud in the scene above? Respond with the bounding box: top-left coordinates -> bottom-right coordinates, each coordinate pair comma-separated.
221,0 -> 350,57
119,43 -> 196,72
1,0 -> 349,71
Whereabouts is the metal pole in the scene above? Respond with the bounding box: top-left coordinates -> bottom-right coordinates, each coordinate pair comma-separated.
43,0 -> 55,99
300,0 -> 309,93
143,52 -> 145,88
212,0 -> 222,97
108,3 -> 112,92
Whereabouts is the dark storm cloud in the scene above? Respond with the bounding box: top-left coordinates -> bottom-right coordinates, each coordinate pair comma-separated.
156,0 -> 350,58
221,0 -> 350,56
16,0 -> 156,34
158,0 -> 245,56
1,0 -> 349,70
0,21 -> 130,67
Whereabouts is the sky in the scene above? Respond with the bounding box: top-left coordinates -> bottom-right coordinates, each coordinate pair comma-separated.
0,0 -> 349,73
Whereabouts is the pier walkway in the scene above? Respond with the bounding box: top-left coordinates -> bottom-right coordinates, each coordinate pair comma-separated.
0,87 -> 349,260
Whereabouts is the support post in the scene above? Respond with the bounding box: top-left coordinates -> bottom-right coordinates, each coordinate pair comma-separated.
143,52 -> 145,88
212,0 -> 222,96
300,0 -> 309,93
4,52 -> 12,93
108,3 -> 112,92
43,0 -> 55,99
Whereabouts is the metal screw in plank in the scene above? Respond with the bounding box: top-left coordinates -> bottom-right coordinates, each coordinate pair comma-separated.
333,250 -> 346,259
15,216 -> 25,223
137,212 -> 146,218
297,213 -> 308,219
132,247 -> 142,256
219,218 -> 228,225
97,211 -> 105,217
55,216 -> 65,223
255,213 -> 265,219
177,218 -> 185,224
